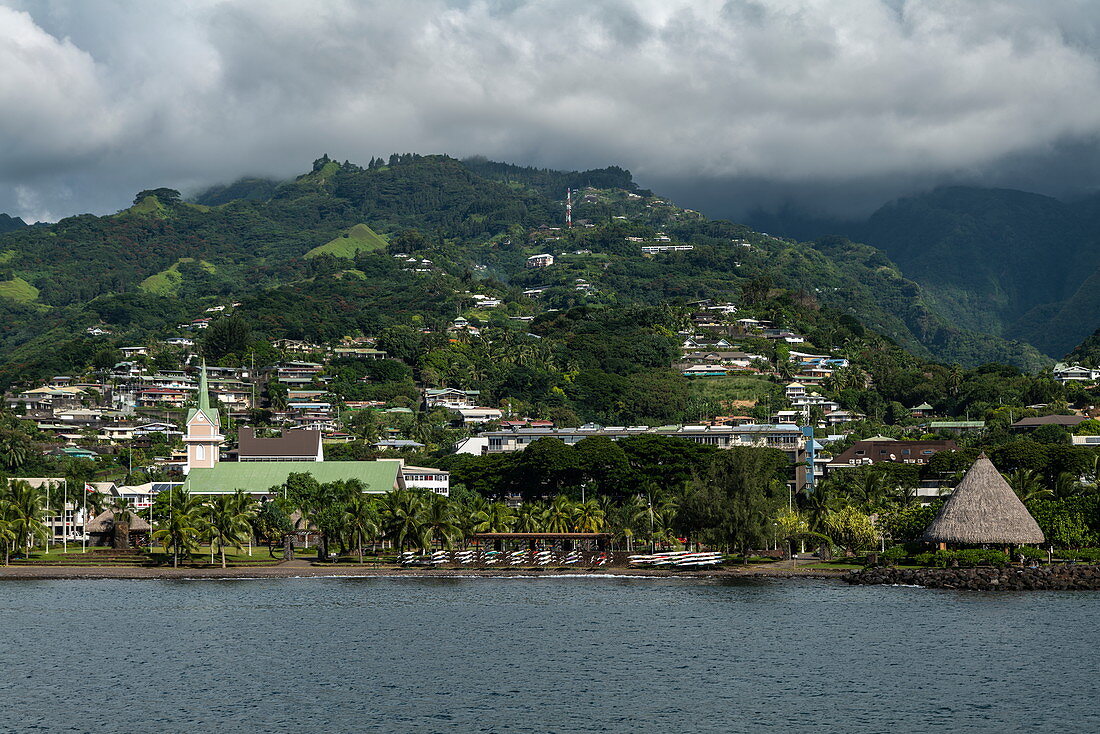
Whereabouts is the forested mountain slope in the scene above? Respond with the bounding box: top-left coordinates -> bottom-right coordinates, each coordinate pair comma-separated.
749,186 -> 1100,358
0,154 -> 1049,386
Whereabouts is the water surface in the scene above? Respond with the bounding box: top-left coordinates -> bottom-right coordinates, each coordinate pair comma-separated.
0,577 -> 1095,732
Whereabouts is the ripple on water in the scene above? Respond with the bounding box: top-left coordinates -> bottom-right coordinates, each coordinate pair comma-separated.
0,577 -> 1096,733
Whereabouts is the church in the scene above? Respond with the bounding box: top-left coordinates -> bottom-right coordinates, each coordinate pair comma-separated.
182,363 -> 401,497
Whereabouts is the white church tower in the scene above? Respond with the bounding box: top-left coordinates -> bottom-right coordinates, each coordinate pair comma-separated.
183,361 -> 223,474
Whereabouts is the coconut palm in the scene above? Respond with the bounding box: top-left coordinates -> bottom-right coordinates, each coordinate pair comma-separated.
572,498 -> 606,533
206,494 -> 254,569
0,434 -> 30,470
854,472 -> 888,509
153,489 -> 206,568
545,495 -> 575,533
471,501 -> 514,534
6,480 -> 47,556
1052,471 -> 1085,499
343,494 -> 380,562
513,502 -> 547,533
0,501 -> 17,565
1007,469 -> 1051,503
383,489 -> 429,552
423,495 -> 461,551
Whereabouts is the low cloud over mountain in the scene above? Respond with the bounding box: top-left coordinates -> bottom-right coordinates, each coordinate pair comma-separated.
5,0 -> 1100,220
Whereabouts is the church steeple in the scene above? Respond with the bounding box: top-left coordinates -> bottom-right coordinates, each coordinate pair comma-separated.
198,359 -> 211,413
184,359 -> 223,474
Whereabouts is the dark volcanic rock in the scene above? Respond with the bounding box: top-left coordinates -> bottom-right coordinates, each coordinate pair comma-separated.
846,565 -> 1100,591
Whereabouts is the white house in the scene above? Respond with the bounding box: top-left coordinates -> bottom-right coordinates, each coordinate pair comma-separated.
400,466 -> 450,496
526,253 -> 554,268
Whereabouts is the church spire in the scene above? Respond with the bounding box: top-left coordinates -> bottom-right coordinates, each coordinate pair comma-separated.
198,359 -> 211,413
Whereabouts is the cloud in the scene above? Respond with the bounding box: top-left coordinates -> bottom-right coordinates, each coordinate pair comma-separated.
3,0 -> 1100,220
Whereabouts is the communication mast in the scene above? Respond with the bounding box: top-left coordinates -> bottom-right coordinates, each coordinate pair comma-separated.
565,188 -> 573,228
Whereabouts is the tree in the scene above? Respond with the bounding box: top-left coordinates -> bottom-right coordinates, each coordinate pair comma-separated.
5,480 -> 47,556
823,506 -> 879,556
207,493 -> 255,568
202,316 -> 253,361
678,448 -> 786,560
383,489 -> 429,551
572,498 -> 607,533
153,489 -> 206,567
423,495 -> 460,550
343,494 -> 380,562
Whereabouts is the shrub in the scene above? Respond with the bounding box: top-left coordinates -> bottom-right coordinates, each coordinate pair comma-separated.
1016,546 -> 1046,562
1062,548 -> 1100,563
882,545 -> 908,565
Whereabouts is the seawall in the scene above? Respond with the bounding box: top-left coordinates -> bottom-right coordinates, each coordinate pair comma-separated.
847,564 -> 1100,591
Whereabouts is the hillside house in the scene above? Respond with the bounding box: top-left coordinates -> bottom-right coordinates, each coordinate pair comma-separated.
525,253 -> 554,268
424,388 -> 480,410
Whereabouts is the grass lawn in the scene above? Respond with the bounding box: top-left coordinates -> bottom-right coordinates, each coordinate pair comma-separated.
688,375 -> 778,407
139,257 -> 216,296
305,223 -> 388,259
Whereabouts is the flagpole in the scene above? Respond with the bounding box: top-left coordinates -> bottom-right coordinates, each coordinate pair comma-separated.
82,482 -> 87,553
62,479 -> 67,554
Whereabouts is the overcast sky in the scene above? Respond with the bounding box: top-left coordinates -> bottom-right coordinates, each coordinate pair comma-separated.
4,0 -> 1100,222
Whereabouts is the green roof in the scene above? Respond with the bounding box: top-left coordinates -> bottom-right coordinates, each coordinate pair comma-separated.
185,460 -> 401,494
928,421 -> 986,429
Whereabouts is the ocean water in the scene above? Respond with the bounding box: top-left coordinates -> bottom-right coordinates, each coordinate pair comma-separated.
0,576 -> 1096,733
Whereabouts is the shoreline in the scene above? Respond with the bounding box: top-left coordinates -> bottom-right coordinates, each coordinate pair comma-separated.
0,560 -> 850,581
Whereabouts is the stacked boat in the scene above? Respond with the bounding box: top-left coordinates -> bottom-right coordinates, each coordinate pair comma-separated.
628,550 -> 725,568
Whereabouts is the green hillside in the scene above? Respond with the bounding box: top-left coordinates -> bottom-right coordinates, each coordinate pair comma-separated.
751,186 -> 1100,358
139,258 -> 217,296
0,153 -> 1060,386
0,277 -> 38,303
305,223 -> 388,259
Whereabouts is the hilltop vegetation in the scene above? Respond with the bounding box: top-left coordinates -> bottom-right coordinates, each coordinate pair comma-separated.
139,258 -> 217,296
305,223 -> 388,259
0,153 -> 1059,387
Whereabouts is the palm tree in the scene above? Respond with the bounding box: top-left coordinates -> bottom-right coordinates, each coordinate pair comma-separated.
0,500 -> 17,565
472,501 -> 514,534
513,502 -> 547,533
231,489 -> 257,554
423,495 -> 460,551
86,489 -> 109,517
342,494 -> 380,563
383,489 -> 429,552
153,489 -> 206,568
545,495 -> 575,533
1007,469 -> 1051,503
1052,471 -> 1084,499
207,494 -> 254,569
0,434 -> 29,471
572,499 -> 606,533
6,480 -> 47,556
854,472 -> 888,509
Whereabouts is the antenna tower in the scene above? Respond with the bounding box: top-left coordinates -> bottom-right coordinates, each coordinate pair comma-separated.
565,188 -> 573,228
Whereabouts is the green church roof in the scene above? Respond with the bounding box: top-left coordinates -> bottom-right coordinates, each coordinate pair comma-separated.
185,460 -> 401,495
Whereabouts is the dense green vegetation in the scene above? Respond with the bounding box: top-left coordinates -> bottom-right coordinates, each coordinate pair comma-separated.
0,153 -> 1058,390
751,186 -> 1100,358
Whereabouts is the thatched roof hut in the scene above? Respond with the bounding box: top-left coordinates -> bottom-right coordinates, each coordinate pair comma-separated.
85,510 -> 151,533
922,454 -> 1045,546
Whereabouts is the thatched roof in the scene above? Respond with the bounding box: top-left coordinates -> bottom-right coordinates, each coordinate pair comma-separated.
85,509 -> 151,533
921,454 -> 1045,545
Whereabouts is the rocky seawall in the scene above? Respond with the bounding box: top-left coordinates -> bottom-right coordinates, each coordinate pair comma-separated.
848,565 -> 1100,591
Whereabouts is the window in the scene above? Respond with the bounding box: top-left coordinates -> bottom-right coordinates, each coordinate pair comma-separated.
196,445 -> 205,461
